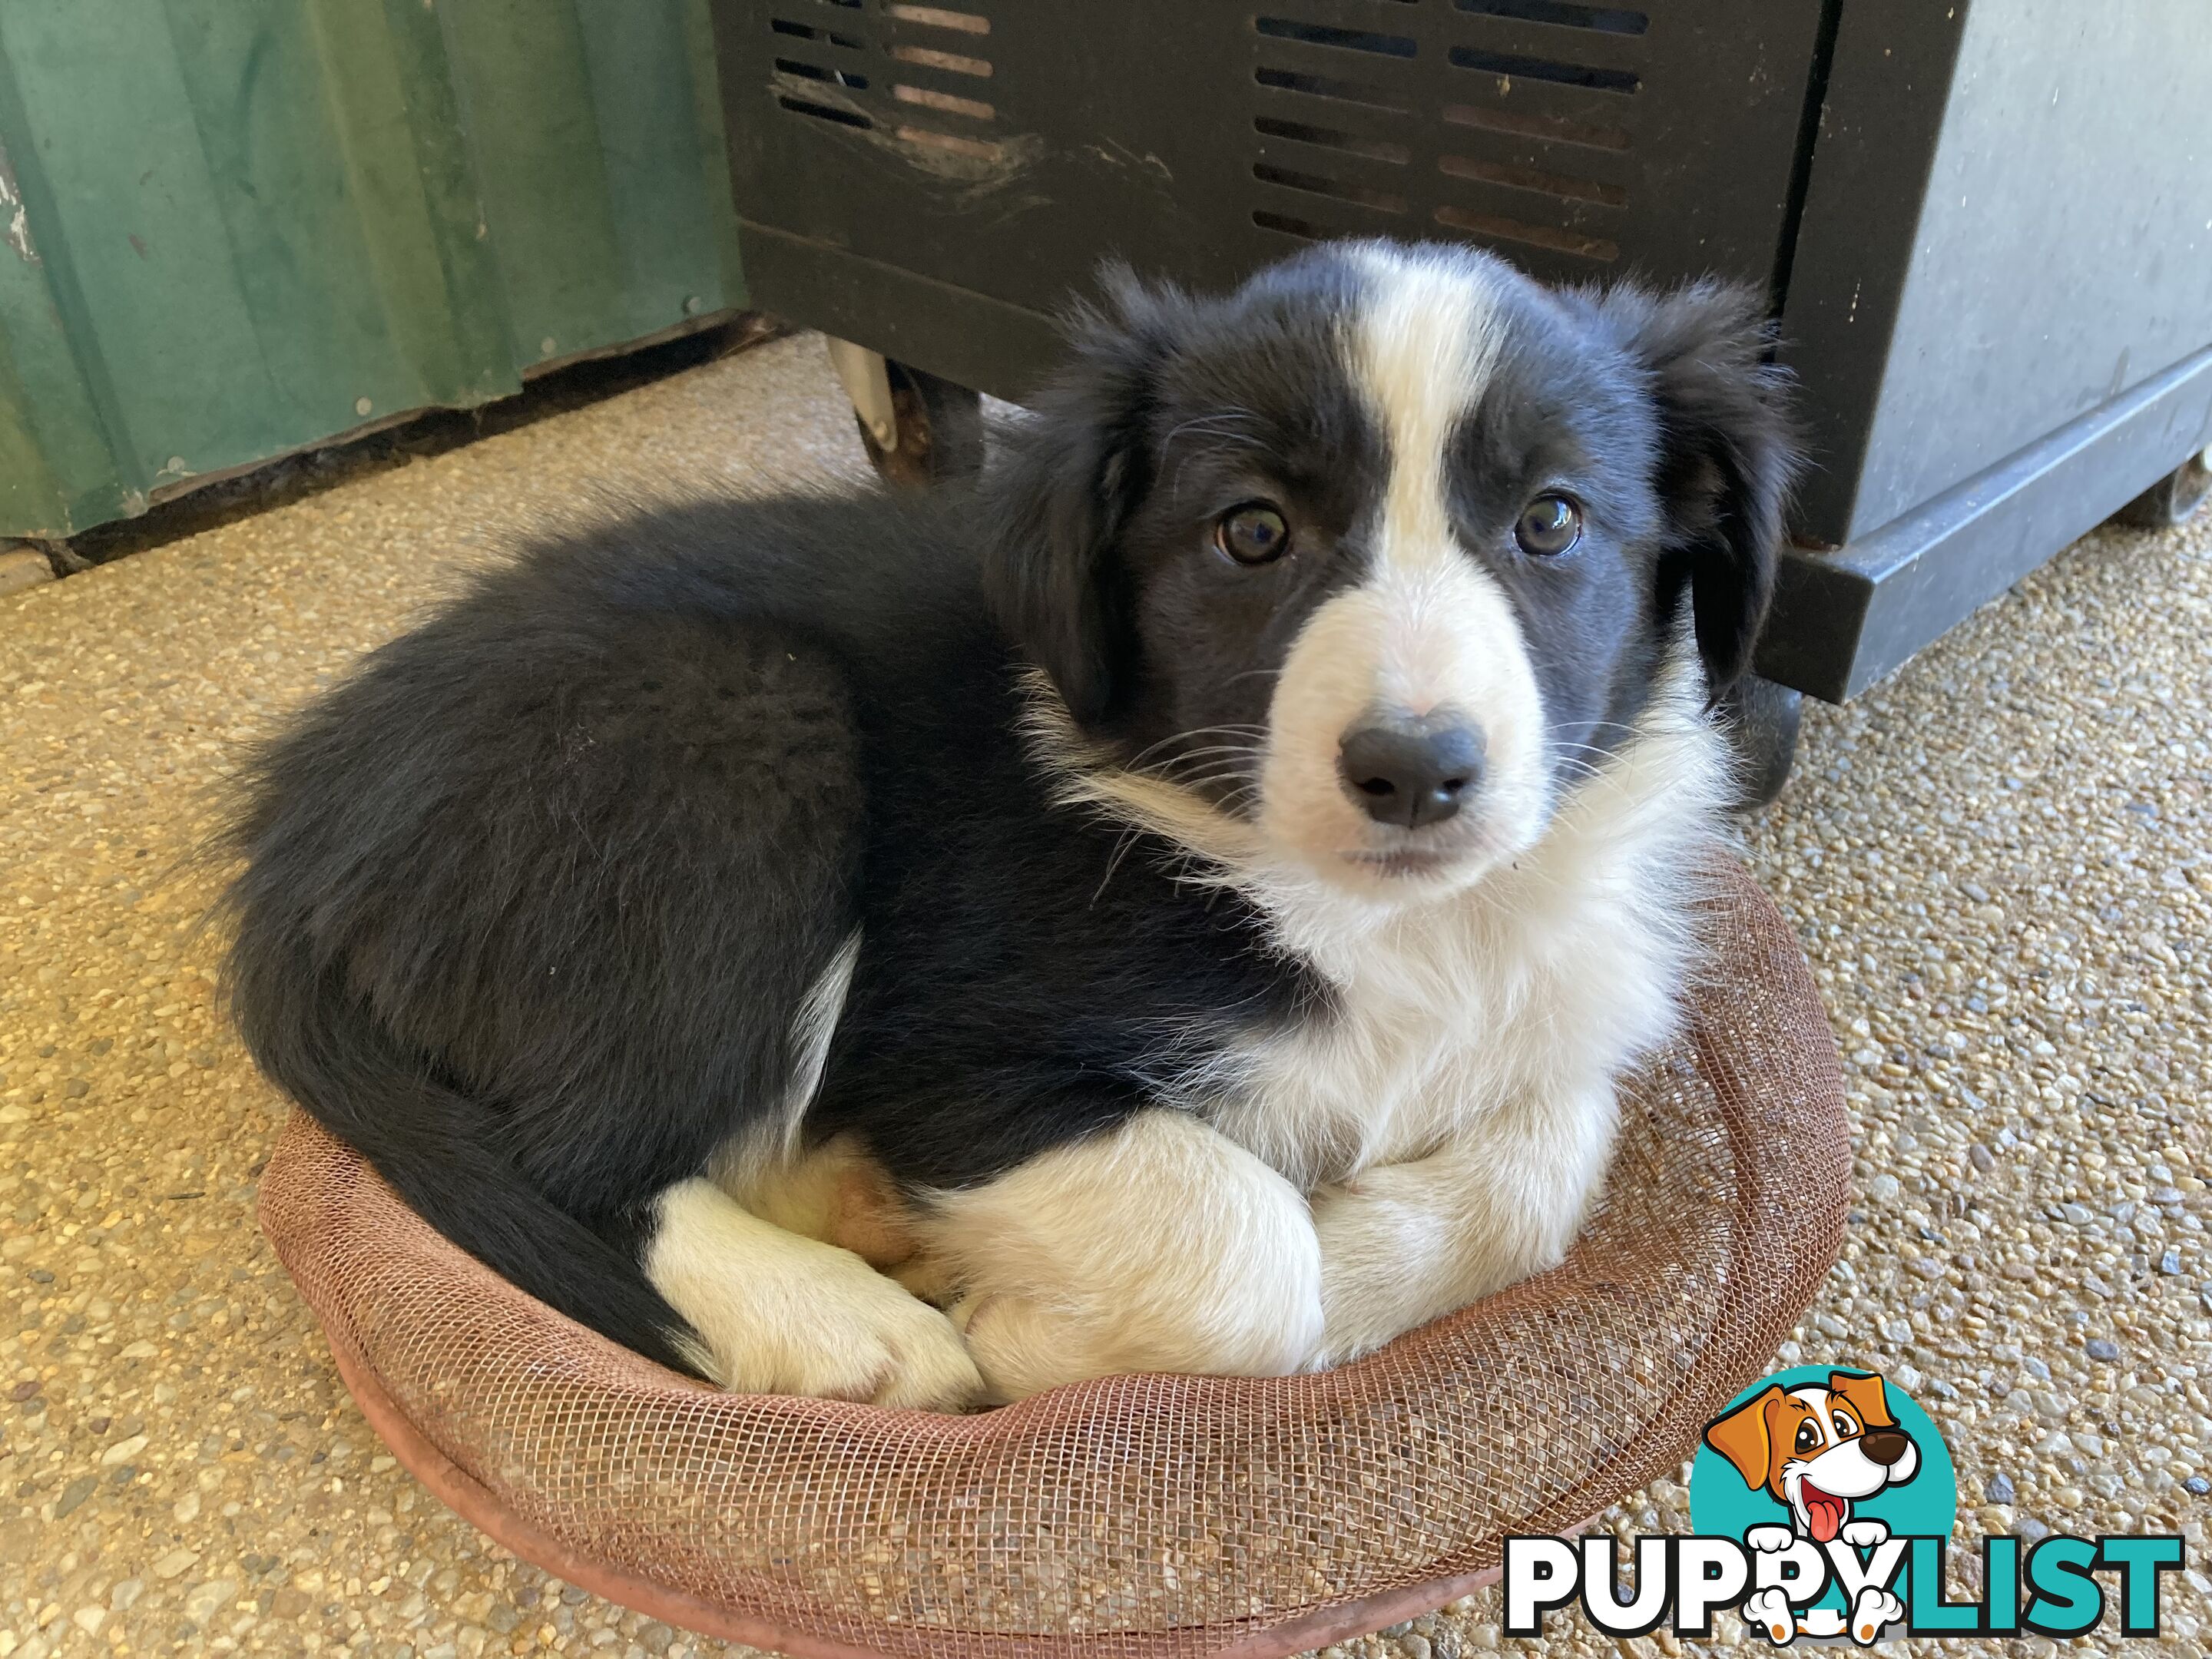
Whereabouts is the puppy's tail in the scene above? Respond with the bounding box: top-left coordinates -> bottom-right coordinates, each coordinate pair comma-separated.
234,948 -> 712,1381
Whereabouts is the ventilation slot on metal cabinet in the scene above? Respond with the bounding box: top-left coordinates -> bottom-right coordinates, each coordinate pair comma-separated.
1251,164 -> 1408,216
1437,154 -> 1624,206
770,18 -> 864,48
770,5 -> 1002,161
777,94 -> 872,129
892,84 -> 995,121
1251,210 -> 1330,240
1253,117 -> 1412,165
1446,0 -> 1647,94
771,12 -> 876,128
1446,45 -> 1638,92
1253,65 -> 1409,112
774,57 -> 869,91
1254,18 -> 1418,58
890,45 -> 992,77
1440,101 -> 1629,153
1455,0 -> 1648,35
1250,15 -> 1419,240
1251,2 -> 1642,267
885,4 -> 988,33
1433,205 -> 1618,260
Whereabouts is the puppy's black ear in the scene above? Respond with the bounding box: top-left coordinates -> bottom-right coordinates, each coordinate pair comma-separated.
1598,282 -> 1801,695
983,267 -> 1178,727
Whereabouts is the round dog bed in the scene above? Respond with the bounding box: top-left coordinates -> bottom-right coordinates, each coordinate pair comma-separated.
258,860 -> 1846,1659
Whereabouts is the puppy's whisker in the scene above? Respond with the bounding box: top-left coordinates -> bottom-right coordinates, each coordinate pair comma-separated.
1551,740 -> 1628,758
1149,745 -> 1263,769
1161,410 -> 1263,448
1177,776 -> 1259,797
1163,411 -> 1269,502
1136,752 -> 1263,788
1091,825 -> 1147,905
1221,667 -> 1285,689
1124,725 -> 1268,770
1159,761 -> 1260,788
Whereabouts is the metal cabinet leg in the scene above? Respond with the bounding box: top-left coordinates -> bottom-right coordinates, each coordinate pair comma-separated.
825,339 -> 985,488
1717,674 -> 1803,812
2113,447 -> 2211,529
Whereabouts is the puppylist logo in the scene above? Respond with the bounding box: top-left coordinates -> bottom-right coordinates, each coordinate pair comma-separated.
1504,1367 -> 2187,1644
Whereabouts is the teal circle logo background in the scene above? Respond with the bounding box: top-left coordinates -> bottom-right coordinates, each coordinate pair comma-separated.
1689,1366 -> 1958,1610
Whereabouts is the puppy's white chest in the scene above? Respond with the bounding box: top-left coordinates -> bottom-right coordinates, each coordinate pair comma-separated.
1237,988 -> 1495,1188
1201,863 -> 1682,1193
1203,897 -> 1525,1188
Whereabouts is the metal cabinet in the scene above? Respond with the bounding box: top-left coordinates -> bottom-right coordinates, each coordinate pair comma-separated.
710,0 -> 2212,706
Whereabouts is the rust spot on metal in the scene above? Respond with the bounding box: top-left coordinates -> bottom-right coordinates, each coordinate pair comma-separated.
894,124 -> 1000,162
889,43 -> 991,77
770,71 -> 1038,187
892,83 -> 994,122
885,4 -> 989,34
1437,152 -> 1628,207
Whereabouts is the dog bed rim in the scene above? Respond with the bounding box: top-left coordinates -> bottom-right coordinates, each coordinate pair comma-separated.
330,1324 -> 1576,1658
264,859 -> 1845,1659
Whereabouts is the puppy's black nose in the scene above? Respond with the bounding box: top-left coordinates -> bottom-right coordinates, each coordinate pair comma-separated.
1859,1429 -> 1911,1466
1338,720 -> 1485,829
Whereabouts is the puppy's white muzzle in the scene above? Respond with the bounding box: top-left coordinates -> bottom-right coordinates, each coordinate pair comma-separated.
1259,558 -> 1549,895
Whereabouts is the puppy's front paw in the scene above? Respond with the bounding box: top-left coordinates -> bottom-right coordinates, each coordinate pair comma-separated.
720,1257 -> 983,1410
1740,1587 -> 1796,1646
949,1292 -> 1065,1402
1849,1587 -> 1903,1644
1306,1182 -> 1435,1366
952,1274 -> 1321,1402
1838,1518 -> 1889,1549
647,1177 -> 984,1410
1744,1523 -> 1796,1553
1306,1159 -> 1578,1368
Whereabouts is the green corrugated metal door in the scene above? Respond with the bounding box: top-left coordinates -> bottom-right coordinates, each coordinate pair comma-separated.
0,0 -> 743,541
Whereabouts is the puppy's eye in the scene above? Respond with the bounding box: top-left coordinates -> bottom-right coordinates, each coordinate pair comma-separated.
1514,493 -> 1583,557
1794,1421 -> 1821,1452
1215,502 -> 1291,565
1833,1412 -> 1857,1439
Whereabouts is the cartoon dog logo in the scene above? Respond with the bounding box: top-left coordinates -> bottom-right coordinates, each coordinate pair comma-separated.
1703,1370 -> 1919,1644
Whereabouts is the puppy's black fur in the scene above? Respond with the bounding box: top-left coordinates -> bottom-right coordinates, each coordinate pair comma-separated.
224,247 -> 1796,1376
226,498 -> 1306,1373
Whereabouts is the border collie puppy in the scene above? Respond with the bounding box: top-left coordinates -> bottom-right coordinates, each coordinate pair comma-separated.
225,241 -> 1796,1409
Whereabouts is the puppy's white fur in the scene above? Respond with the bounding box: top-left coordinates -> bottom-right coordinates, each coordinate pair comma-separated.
664,244 -> 1730,1403
643,1177 -> 982,1408
1252,243 -> 1549,897
915,1110 -> 1323,1400
649,932 -> 985,1409
1205,654 -> 1721,1366
1002,657 -> 1721,1386
991,245 -> 1730,1386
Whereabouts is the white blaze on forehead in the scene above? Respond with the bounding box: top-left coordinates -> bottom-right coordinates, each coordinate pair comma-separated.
1349,245 -> 1508,566
1252,247 -> 1551,891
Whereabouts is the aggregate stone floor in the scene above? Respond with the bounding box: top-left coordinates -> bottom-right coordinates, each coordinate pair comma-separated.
2,331 -> 2207,1659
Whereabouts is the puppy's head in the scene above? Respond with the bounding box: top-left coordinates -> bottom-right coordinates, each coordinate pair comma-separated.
985,240 -> 1797,897
1703,1373 -> 1921,1541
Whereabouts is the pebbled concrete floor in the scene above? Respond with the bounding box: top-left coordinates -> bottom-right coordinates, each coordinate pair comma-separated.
2,332 -> 2207,1659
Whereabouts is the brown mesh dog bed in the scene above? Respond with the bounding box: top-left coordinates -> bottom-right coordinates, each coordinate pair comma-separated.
258,860 -> 1845,1659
